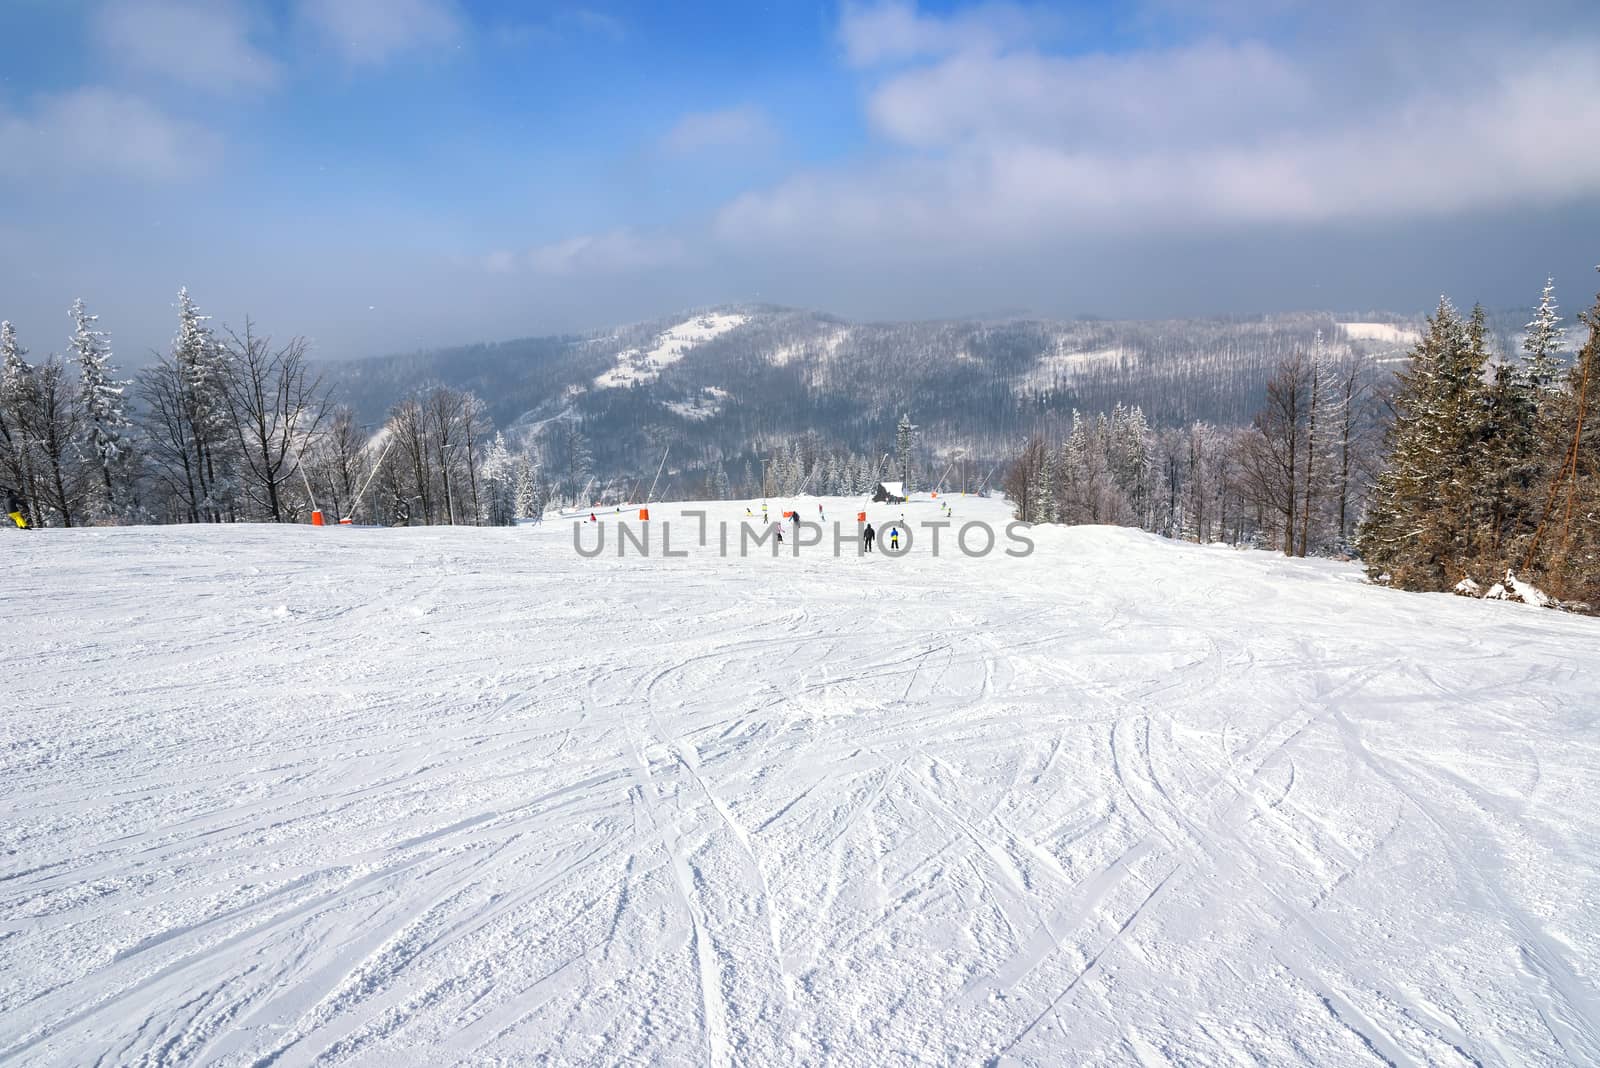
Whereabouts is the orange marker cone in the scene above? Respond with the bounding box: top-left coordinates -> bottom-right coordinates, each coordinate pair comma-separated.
311,510 -> 325,526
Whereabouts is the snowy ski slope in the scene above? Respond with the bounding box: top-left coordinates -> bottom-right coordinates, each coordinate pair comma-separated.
2,496 -> 1598,1066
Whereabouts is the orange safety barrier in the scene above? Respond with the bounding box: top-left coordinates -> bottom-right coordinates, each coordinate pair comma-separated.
311,510 -> 325,526
338,517 -> 353,525
783,511 -> 793,518
856,511 -> 867,522
639,508 -> 650,521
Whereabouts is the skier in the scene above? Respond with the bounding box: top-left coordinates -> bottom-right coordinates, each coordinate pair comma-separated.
589,512 -> 597,523
791,510 -> 802,533
775,523 -> 785,545
888,526 -> 900,551
863,522 -> 875,552
4,487 -> 26,530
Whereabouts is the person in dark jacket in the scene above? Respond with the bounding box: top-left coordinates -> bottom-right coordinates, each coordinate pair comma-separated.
4,486 -> 26,530
863,522 -> 875,552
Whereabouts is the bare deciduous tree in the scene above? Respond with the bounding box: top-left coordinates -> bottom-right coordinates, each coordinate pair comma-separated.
224,320 -> 330,522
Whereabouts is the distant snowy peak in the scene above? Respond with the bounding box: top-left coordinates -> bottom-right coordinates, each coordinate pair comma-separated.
594,312 -> 751,389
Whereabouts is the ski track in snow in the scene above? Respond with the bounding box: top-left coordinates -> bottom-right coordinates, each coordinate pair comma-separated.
2,496 -> 1598,1066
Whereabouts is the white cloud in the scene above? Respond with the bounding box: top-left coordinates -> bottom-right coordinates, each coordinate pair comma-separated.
524,230 -> 688,276
715,6 -> 1600,258
297,0 -> 462,65
865,40 -> 1308,150
94,0 -> 280,92
0,88 -> 220,182
660,106 -> 777,156
838,0 -> 1059,67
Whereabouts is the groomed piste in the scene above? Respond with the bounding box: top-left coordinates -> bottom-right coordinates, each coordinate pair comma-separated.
2,495 -> 1598,1065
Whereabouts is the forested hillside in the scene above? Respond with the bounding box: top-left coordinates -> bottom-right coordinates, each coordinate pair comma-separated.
325,305 -> 1427,479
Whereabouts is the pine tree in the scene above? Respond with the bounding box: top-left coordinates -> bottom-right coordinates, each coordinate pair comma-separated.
68,299 -> 132,520
479,433 -> 514,524
1523,278 -> 1567,394
1359,297 -> 1491,588
173,288 -> 234,521
514,455 -> 539,518
1030,444 -> 1057,523
895,413 -> 917,493
1477,330 -> 1540,570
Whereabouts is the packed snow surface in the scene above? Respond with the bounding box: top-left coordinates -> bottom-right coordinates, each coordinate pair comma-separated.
3,496 -> 1599,1066
593,313 -> 749,388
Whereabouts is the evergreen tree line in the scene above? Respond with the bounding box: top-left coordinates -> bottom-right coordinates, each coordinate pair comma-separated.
1358,279 -> 1598,608
0,290 -> 554,528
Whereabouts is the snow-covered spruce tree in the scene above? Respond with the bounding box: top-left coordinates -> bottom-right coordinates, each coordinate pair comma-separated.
1358,297 -> 1491,589
68,299 -> 132,521
1030,441 -> 1058,523
1452,305 -> 1500,568
173,288 -> 236,521
895,413 -> 916,494
1108,405 -> 1151,527
0,321 -> 43,524
513,456 -> 535,519
1475,323 -> 1541,572
1524,278 -> 1567,394
479,433 -> 517,525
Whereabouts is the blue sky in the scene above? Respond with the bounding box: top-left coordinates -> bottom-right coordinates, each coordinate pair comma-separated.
2,0 -> 1599,361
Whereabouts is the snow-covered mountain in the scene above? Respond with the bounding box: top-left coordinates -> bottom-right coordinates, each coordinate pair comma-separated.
327,304 -> 1433,474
